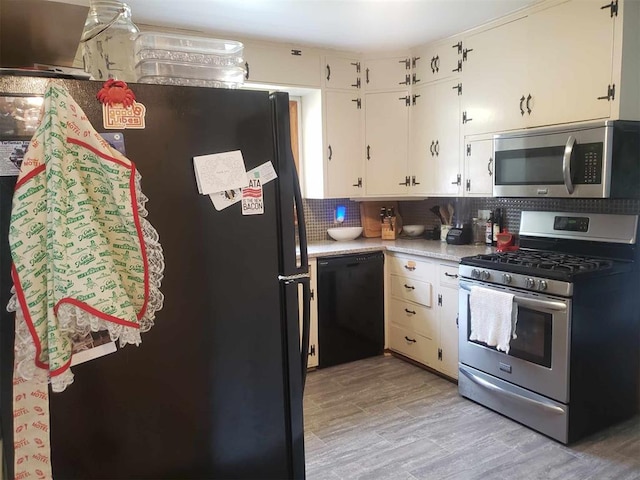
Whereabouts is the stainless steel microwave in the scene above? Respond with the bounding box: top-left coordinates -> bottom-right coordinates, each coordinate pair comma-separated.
493,121 -> 640,198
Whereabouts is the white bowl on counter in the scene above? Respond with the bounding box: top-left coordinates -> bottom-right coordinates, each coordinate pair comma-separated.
402,225 -> 426,237
327,227 -> 363,241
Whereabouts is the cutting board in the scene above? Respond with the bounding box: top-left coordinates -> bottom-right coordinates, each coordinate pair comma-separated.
360,201 -> 401,238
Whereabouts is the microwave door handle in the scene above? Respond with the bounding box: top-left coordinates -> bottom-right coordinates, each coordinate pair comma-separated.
562,135 -> 576,194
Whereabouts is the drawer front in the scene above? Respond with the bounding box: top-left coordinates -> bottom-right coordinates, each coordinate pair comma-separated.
389,298 -> 437,339
390,275 -> 432,307
387,254 -> 434,282
439,263 -> 460,288
389,324 -> 437,367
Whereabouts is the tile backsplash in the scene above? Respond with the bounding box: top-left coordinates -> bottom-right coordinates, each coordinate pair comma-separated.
303,197 -> 640,242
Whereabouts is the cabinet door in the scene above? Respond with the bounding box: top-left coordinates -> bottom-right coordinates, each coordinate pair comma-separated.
438,284 -> 459,379
325,91 -> 364,198
365,91 -> 410,196
526,0 -> 614,127
413,38 -> 462,85
298,262 -> 319,368
432,80 -> 462,195
364,57 -> 411,91
464,138 -> 493,196
408,83 -> 437,194
438,263 -> 460,379
244,44 -> 321,87
462,16 -> 529,135
324,56 -> 362,90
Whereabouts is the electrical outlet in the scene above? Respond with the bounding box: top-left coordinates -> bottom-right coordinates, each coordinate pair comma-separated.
478,209 -> 490,220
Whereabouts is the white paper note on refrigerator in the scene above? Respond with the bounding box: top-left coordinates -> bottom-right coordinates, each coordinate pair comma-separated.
193,150 -> 249,194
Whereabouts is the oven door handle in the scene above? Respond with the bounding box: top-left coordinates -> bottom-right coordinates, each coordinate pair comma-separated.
460,367 -> 565,415
562,135 -> 576,195
460,284 -> 567,311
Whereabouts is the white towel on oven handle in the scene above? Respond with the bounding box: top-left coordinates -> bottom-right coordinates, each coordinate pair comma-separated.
469,286 -> 516,353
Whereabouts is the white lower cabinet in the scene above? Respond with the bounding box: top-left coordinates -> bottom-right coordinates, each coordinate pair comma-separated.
387,253 -> 460,379
299,260 -> 318,368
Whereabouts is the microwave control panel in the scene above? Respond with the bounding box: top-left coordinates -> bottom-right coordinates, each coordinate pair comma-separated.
573,143 -> 602,184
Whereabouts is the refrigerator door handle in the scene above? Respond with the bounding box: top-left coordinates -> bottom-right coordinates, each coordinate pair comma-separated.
291,159 -> 308,272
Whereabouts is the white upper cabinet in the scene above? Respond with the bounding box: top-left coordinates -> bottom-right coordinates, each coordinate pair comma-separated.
409,79 -> 462,195
365,91 -> 410,196
243,42 -> 321,87
364,57 -> 412,91
462,0 -> 624,136
526,0 -> 614,127
325,91 -> 365,197
461,16 -> 529,135
324,56 -> 362,90
412,37 -> 463,86
463,137 -> 493,196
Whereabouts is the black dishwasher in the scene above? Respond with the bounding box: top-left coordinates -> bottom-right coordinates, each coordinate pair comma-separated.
317,251 -> 384,368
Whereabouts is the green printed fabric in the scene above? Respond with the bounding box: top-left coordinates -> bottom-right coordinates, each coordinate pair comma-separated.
9,83 -> 158,389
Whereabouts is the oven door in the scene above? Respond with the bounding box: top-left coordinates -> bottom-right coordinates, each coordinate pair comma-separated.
492,122 -> 611,198
458,279 -> 571,403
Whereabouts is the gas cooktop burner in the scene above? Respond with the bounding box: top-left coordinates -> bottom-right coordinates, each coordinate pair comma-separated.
461,250 -> 625,282
475,251 -> 613,273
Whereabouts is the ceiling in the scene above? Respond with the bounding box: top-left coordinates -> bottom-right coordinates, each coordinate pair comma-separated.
59,0 -> 538,53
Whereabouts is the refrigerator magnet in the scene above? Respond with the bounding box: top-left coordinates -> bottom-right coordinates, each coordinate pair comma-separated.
0,140 -> 29,176
97,80 -> 146,130
242,171 -> 264,215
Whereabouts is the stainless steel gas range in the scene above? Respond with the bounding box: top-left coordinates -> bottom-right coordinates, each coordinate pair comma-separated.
458,211 -> 640,444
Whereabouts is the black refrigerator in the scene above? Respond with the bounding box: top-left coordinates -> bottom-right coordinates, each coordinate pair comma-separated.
0,75 -> 310,479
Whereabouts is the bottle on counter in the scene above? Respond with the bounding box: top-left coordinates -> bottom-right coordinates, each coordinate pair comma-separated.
485,213 -> 493,246
492,208 -> 502,244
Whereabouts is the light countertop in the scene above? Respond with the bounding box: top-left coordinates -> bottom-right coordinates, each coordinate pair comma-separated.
306,238 -> 494,262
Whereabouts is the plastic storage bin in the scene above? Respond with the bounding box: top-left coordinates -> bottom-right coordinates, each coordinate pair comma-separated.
133,32 -> 245,88
135,60 -> 246,88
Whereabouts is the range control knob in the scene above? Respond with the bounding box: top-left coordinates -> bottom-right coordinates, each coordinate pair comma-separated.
538,280 -> 548,291
471,269 -> 480,279
502,274 -> 512,284
480,270 -> 490,281
525,277 -> 536,289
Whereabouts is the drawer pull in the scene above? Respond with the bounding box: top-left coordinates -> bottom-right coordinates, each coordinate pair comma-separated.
404,265 -> 416,271
404,308 -> 416,315
444,272 -> 459,278
404,336 -> 417,343
403,284 -> 415,290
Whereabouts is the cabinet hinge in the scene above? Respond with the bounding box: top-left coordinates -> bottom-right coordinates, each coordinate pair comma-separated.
412,94 -> 421,106
451,173 -> 461,187
411,175 -> 420,186
399,58 -> 411,70
310,289 -> 315,300
399,73 -> 411,86
399,95 -> 411,107
412,73 -> 420,84
597,84 -> 616,101
462,111 -> 473,124
412,56 -> 420,68
438,294 -> 442,306
466,179 -> 471,192
351,77 -> 361,89
310,344 -> 316,356
438,348 -> 443,361
452,83 -> 462,95
452,60 -> 462,73
291,49 -> 302,56
351,98 -> 362,109
452,41 -> 463,54
601,0 -> 618,17
462,48 -> 474,61
352,177 -> 363,188
466,144 -> 471,156
351,61 -> 361,73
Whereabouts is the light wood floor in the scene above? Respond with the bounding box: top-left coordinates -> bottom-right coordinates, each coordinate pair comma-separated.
303,354 -> 640,480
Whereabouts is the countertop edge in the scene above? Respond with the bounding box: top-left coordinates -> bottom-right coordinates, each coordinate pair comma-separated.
304,238 -> 494,263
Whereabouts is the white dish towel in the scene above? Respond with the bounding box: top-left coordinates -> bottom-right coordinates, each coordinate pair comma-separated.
469,286 -> 516,353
